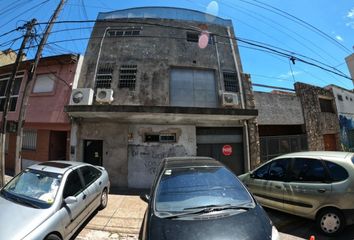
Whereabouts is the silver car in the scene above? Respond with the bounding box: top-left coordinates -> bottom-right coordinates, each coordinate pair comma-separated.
239,151 -> 354,236
0,161 -> 110,240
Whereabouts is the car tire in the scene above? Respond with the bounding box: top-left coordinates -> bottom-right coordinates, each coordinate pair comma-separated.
98,188 -> 108,210
45,234 -> 61,240
316,208 -> 345,236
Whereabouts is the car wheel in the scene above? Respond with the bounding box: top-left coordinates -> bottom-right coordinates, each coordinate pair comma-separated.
98,188 -> 108,210
316,208 -> 345,236
45,234 -> 61,240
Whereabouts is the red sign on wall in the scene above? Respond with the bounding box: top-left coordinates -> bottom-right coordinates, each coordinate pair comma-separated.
222,145 -> 233,156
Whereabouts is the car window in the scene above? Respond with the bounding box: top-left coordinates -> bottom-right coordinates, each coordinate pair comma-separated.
253,163 -> 270,179
80,166 -> 102,188
268,159 -> 289,181
63,170 -> 84,199
289,158 -> 327,182
324,161 -> 349,182
155,166 -> 254,215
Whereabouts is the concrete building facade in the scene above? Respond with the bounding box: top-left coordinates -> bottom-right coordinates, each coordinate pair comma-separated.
0,54 -> 83,171
66,7 -> 259,189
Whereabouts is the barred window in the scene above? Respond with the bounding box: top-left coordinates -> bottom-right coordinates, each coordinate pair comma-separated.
95,64 -> 113,89
0,72 -> 23,112
119,65 -> 137,89
107,29 -> 141,37
144,133 -> 177,143
22,129 -> 37,150
319,98 -> 334,113
186,32 -> 214,45
223,72 -> 239,92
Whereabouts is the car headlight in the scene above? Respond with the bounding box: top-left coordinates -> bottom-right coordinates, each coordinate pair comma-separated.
272,226 -> 280,240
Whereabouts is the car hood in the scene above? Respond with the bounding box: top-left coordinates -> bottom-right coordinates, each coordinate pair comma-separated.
0,196 -> 53,240
148,206 -> 272,240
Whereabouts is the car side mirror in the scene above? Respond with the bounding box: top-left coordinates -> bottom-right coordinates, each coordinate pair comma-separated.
140,194 -> 150,203
64,196 -> 78,205
250,172 -> 255,178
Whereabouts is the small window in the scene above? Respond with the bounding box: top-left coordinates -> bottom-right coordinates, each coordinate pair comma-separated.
253,163 -> 270,179
324,161 -> 349,182
145,133 -> 177,143
337,94 -> 343,101
350,97 -> 353,101
268,159 -> 289,181
107,29 -> 141,37
119,65 -> 137,89
345,96 -> 349,100
0,73 -> 23,111
95,64 -> 113,89
319,98 -> 334,113
33,74 -> 55,93
63,170 -> 84,198
160,133 -> 176,143
223,72 -> 239,92
186,32 -> 199,42
22,129 -> 37,150
145,134 -> 159,142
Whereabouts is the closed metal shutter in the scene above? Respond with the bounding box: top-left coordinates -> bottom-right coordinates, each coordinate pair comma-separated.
170,68 -> 217,107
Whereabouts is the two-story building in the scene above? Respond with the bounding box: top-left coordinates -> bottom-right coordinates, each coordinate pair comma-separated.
0,54 -> 83,172
65,7 -> 259,189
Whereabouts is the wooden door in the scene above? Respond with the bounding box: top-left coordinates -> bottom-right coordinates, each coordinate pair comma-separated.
323,134 -> 336,151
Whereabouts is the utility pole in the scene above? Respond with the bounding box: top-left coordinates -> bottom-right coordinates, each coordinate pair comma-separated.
0,19 -> 36,187
14,0 -> 67,175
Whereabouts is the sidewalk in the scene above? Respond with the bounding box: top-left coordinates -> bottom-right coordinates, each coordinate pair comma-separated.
77,194 -> 147,240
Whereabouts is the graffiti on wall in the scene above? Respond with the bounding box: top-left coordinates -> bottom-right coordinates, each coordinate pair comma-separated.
339,115 -> 354,151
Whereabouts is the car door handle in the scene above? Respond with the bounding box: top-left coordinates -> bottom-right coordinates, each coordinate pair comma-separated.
317,189 -> 326,193
99,181 -> 102,185
83,194 -> 87,200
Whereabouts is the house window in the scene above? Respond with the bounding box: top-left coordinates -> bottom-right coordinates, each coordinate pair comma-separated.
119,65 -> 137,89
95,64 -> 113,89
0,72 -> 23,112
33,74 -> 55,93
337,94 -> 343,101
223,72 -> 239,92
22,129 -> 37,150
186,32 -> 214,45
144,133 -> 177,143
107,29 -> 141,37
319,98 -> 334,113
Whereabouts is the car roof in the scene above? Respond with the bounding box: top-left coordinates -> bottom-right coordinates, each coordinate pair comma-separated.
28,161 -> 89,174
163,156 -> 223,169
274,151 -> 354,162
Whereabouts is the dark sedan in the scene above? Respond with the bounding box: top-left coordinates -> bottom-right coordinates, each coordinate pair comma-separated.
139,156 -> 279,240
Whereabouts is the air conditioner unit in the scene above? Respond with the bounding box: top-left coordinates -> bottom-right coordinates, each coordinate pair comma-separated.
96,88 -> 114,103
69,88 -> 94,105
221,92 -> 239,107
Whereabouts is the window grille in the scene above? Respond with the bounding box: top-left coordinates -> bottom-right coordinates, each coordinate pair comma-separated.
22,129 -> 37,150
107,29 -> 141,37
223,72 -> 239,92
144,133 -> 177,143
119,65 -> 137,89
95,64 -> 113,89
337,94 -> 343,101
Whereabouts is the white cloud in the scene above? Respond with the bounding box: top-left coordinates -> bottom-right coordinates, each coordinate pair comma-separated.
278,71 -> 302,79
347,8 -> 354,18
335,35 -> 344,41
346,21 -> 354,29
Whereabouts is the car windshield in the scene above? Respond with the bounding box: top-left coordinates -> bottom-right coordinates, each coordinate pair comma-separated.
1,169 -> 62,208
154,166 -> 254,216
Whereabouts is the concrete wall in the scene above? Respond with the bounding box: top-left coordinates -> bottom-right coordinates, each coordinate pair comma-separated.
79,18 -> 242,108
127,124 -> 196,188
295,82 -> 340,151
254,91 -> 304,125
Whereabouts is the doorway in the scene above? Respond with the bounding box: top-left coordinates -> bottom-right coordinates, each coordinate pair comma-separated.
83,140 -> 103,166
323,134 -> 337,151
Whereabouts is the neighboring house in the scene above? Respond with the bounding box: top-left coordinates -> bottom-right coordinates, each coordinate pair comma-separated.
0,49 -> 26,67
294,82 -> 340,151
326,85 -> 354,151
65,7 -> 259,189
0,54 -> 83,171
345,53 -> 354,83
254,91 -> 308,162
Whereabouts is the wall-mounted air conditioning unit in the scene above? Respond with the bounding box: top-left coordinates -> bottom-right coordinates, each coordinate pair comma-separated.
96,88 -> 114,103
69,88 -> 94,105
221,92 -> 239,107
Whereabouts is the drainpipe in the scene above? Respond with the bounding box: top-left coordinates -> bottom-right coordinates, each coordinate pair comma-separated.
214,35 -> 224,94
227,27 -> 251,172
92,27 -> 110,88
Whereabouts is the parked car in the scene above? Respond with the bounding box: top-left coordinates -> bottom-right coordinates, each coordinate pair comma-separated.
139,156 -> 279,240
0,161 -> 110,240
238,151 -> 354,236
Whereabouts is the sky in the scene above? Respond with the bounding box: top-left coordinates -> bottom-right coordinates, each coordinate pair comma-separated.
0,0 -> 353,91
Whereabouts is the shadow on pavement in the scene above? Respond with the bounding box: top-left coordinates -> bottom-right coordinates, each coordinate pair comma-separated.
265,207 -> 354,240
70,210 -> 99,240
109,187 -> 149,196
